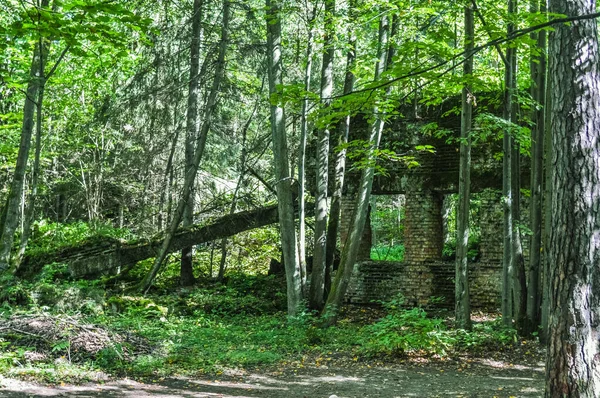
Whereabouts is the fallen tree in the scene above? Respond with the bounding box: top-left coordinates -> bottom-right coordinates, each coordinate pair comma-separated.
18,202 -> 313,279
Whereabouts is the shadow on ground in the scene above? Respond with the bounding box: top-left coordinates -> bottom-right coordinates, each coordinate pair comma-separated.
0,361 -> 545,398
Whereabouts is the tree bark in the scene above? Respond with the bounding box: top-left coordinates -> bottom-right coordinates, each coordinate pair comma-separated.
139,0 -> 230,293
454,4 -> 474,331
266,0 -> 302,316
545,0 -> 600,395
309,0 -> 335,311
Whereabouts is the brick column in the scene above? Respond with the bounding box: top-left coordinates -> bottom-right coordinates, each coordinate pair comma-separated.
478,189 -> 503,265
404,190 -> 443,262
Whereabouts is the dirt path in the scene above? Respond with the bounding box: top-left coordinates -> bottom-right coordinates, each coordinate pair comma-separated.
0,360 -> 544,397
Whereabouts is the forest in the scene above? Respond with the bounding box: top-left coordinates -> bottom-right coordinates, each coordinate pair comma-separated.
0,0 -> 599,396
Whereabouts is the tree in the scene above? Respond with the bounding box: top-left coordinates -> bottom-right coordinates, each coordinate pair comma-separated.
0,0 -> 51,272
454,3 -> 474,331
545,0 -> 600,395
180,0 -> 205,286
525,0 -> 546,336
309,0 -> 335,311
325,0 -> 358,298
322,12 -> 390,326
297,2 -> 316,297
266,0 -> 303,316
139,0 -> 231,293
501,0 -> 516,327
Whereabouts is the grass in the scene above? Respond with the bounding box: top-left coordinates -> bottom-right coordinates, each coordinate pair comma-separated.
0,271 -> 523,383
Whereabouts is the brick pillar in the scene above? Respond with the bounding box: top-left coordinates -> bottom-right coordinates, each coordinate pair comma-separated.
340,196 -> 372,261
404,189 -> 443,262
479,189 -> 503,265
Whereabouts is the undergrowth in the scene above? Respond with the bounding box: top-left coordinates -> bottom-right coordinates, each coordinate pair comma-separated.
0,270 -> 522,384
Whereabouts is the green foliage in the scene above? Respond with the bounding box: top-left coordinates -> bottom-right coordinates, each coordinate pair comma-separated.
371,244 -> 405,261
360,296 -> 518,358
361,305 -> 451,356
25,220 -> 136,256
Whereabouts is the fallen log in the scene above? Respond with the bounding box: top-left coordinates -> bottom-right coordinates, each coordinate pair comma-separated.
18,202 -> 313,279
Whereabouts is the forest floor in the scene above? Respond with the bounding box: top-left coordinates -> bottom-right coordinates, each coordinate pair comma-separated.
0,274 -> 547,397
0,358 -> 545,397
0,342 -> 546,398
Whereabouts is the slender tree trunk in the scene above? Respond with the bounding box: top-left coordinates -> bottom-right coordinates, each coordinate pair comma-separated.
322,14 -> 390,326
0,3 -> 49,272
139,0 -> 230,293
507,0 -> 527,335
541,12 -> 552,344
525,0 -> 546,336
266,0 -> 302,316
180,0 -> 205,286
455,4 -> 474,331
309,0 -> 335,311
14,79 -> 46,270
325,0 -> 357,299
158,129 -> 180,231
501,0 -> 515,327
297,4 -> 315,298
545,0 -> 600,395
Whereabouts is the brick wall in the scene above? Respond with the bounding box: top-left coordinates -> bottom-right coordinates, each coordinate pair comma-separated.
345,260 -> 502,310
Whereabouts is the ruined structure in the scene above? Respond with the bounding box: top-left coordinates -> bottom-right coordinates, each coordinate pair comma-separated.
339,101 -> 529,310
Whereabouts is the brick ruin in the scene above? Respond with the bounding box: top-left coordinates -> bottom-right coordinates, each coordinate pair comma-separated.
337,102 -> 530,310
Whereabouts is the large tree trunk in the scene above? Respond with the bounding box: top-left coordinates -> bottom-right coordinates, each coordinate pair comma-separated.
180,0 -> 205,286
545,0 -> 600,395
19,202 -> 314,279
325,0 -> 357,299
309,0 -> 335,311
0,1 -> 50,272
454,4 -> 474,331
139,0 -> 230,293
266,0 -> 302,316
322,13 -> 390,326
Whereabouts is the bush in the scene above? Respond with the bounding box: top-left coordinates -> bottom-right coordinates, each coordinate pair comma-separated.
361,307 -> 453,356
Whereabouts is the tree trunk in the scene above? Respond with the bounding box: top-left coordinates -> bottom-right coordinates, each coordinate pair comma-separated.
297,3 -> 316,298
454,4 -> 474,331
309,0 -> 335,311
0,2 -> 50,272
266,0 -> 302,316
507,0 -> 527,335
14,77 -> 46,270
525,0 -> 546,336
501,0 -> 515,327
180,0 -> 205,286
325,0 -> 357,299
545,0 -> 600,395
322,13 -> 390,326
541,18 -> 552,344
139,0 -> 230,293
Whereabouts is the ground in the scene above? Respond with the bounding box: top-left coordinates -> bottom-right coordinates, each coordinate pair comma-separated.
0,358 -> 545,397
